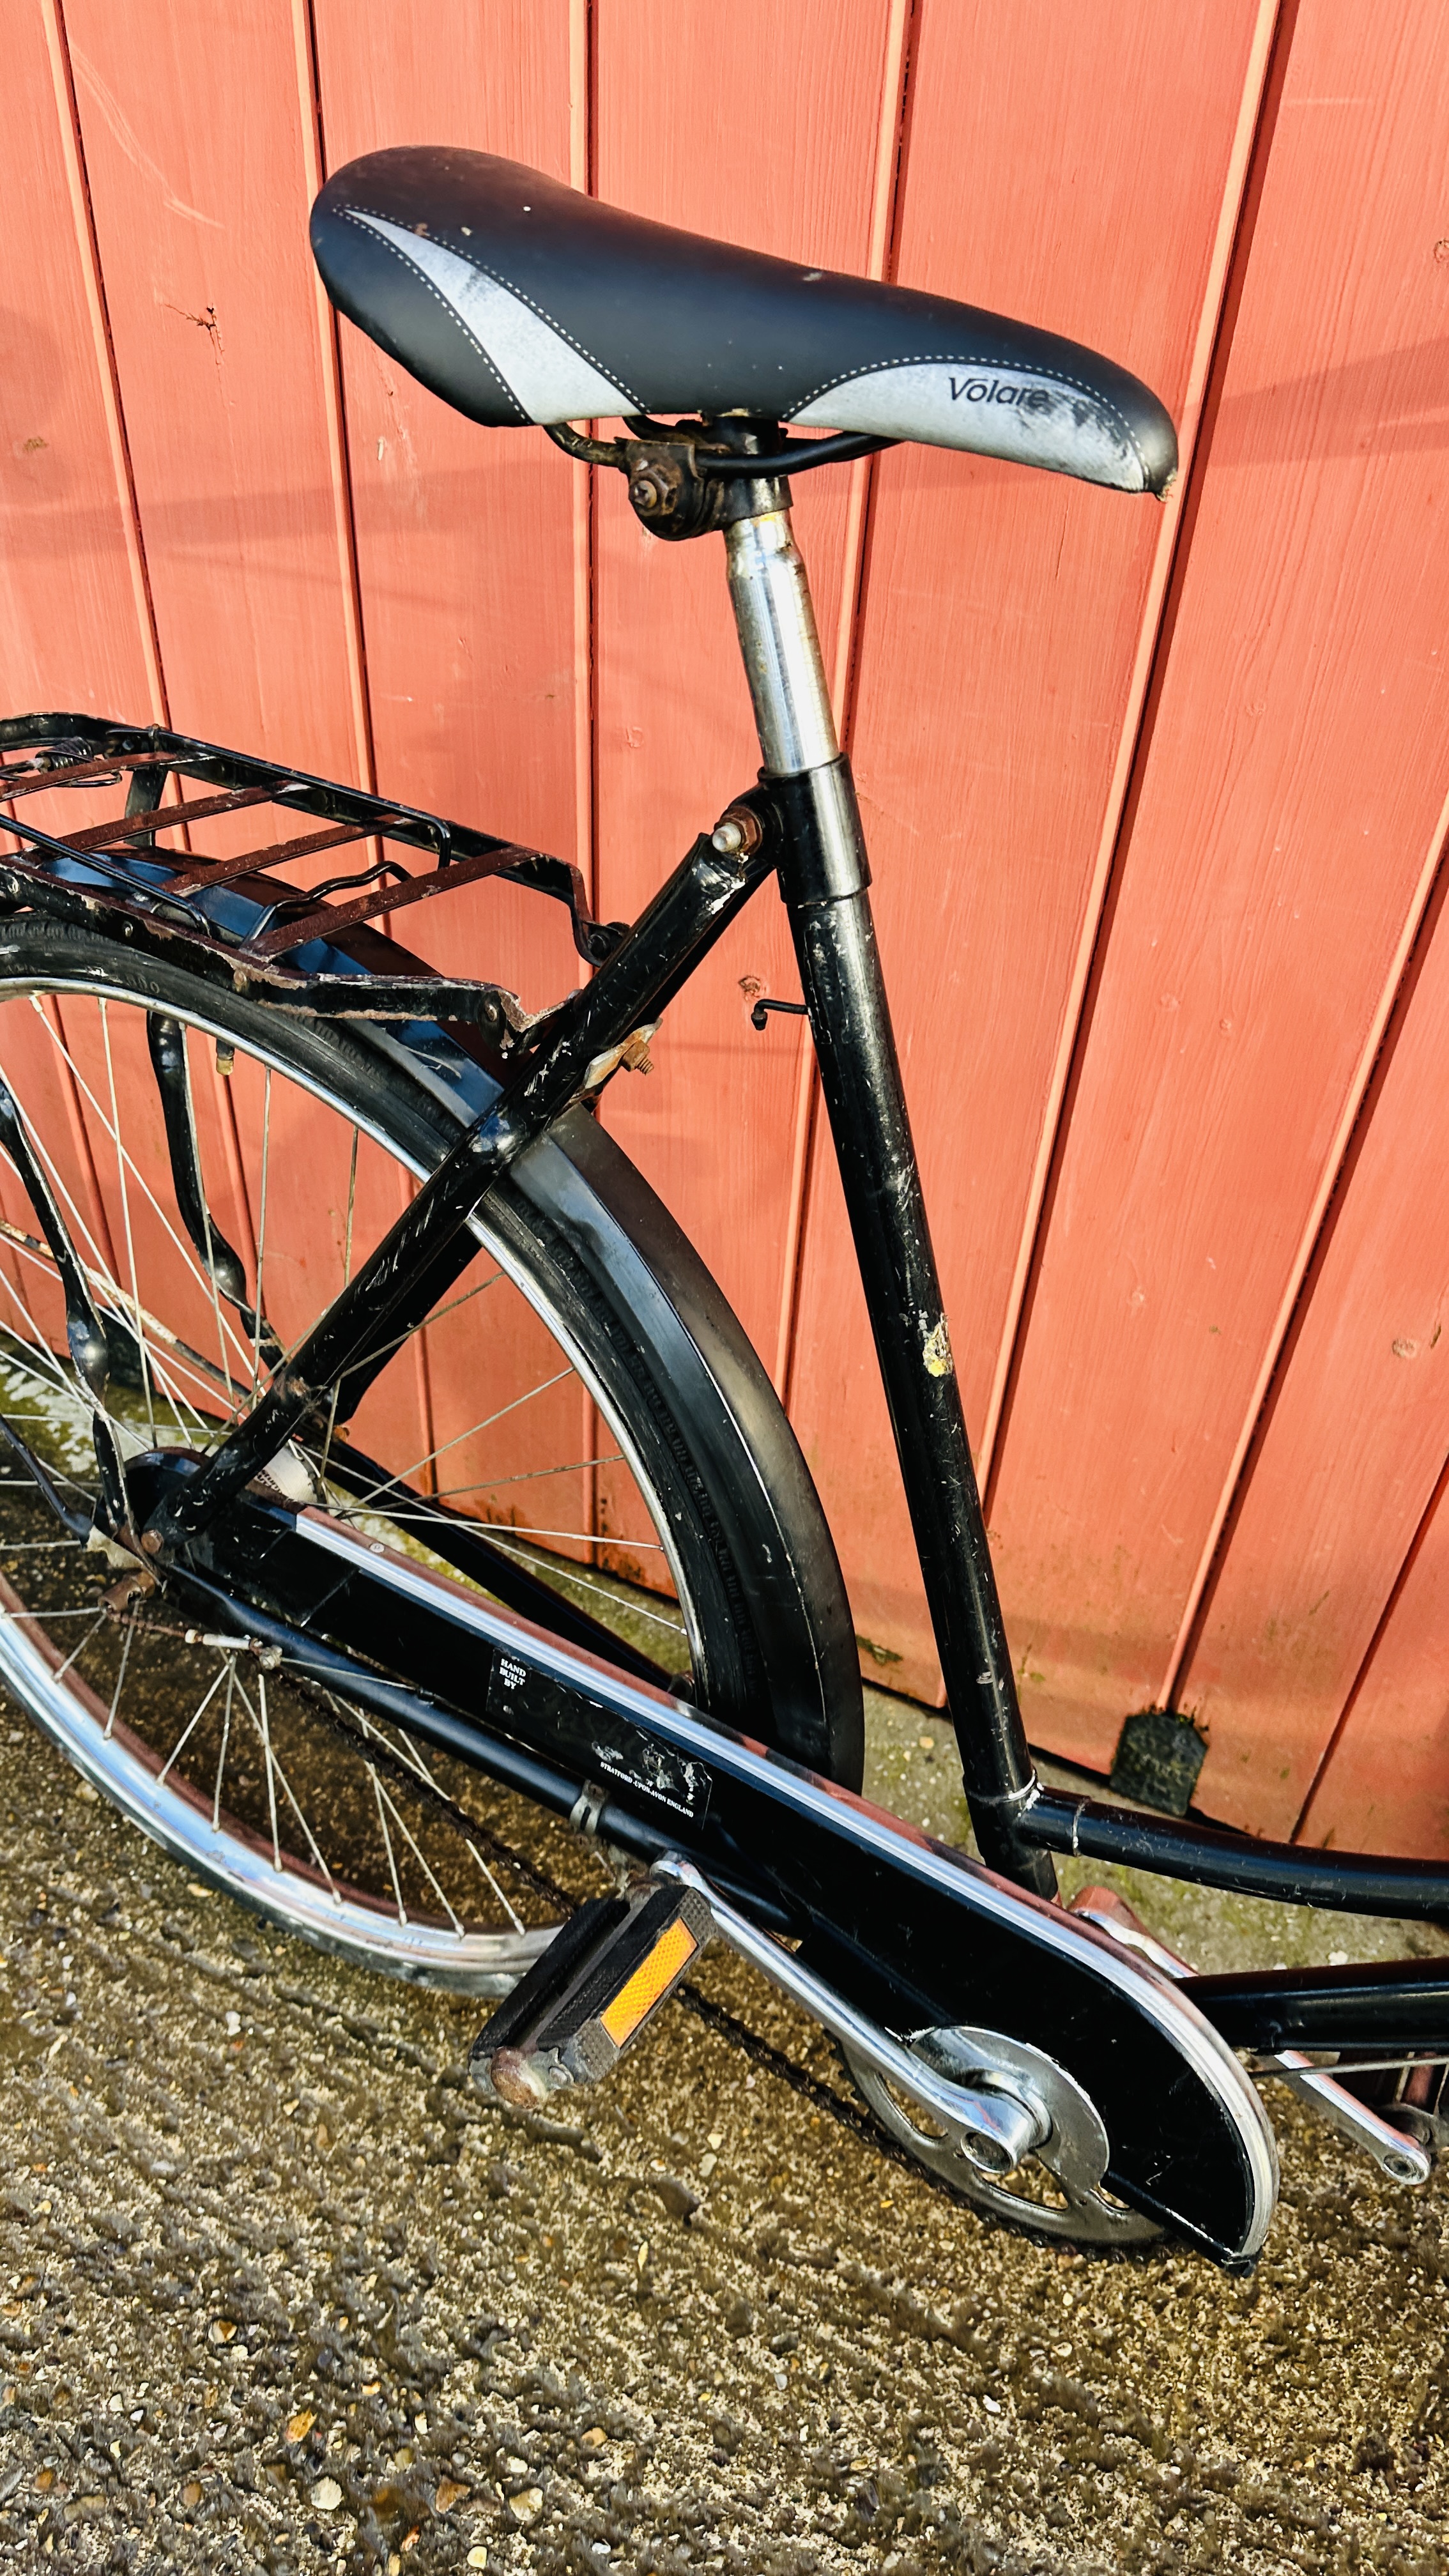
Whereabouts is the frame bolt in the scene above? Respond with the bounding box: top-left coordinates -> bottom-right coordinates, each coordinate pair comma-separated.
711,807 -> 762,859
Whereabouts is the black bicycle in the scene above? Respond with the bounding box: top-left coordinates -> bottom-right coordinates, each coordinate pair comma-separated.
0,147 -> 1443,2271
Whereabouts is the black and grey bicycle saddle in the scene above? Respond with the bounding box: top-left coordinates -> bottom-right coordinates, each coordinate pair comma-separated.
311,146 -> 1177,498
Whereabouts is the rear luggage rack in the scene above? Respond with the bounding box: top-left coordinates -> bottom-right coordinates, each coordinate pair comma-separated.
0,714 -> 626,1035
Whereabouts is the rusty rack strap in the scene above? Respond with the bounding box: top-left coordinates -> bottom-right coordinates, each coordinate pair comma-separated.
0,714 -> 629,1034
0,753 -> 171,800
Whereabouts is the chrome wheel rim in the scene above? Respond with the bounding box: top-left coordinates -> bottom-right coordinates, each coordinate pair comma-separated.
0,977 -> 694,1987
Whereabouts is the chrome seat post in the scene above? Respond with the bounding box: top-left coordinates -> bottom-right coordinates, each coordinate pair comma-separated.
723,508 -> 839,778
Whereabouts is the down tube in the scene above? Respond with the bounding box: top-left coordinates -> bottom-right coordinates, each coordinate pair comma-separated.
774,760 -> 1055,1896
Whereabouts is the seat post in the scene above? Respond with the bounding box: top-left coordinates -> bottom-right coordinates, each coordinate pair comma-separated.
723,508 -> 839,778
724,501 -> 1056,1897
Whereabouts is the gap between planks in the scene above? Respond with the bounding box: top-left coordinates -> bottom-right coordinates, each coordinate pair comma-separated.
1160,781 -> 1449,1714
771,0 -> 916,1406
976,0 -> 1287,1505
38,0 -> 169,726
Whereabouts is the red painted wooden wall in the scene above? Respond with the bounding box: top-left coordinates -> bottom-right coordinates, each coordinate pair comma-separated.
4,0 -> 1448,1856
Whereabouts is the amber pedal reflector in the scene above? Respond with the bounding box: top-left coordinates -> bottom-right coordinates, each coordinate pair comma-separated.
599,1917 -> 699,2048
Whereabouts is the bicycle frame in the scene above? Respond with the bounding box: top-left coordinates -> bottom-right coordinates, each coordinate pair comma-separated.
138,473 -> 1448,1913
2,462 -> 1446,2092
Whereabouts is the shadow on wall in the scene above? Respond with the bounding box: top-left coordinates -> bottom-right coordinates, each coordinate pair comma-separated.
1213,335 -> 1449,461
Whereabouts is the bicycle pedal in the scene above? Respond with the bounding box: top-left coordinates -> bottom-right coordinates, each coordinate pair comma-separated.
470,1877 -> 714,2110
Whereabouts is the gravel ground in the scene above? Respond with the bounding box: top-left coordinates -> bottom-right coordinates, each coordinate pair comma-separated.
4,1687 -> 1449,2575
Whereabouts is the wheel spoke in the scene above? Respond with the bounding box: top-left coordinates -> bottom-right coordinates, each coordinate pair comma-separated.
408,1450 -> 625,1495
0,1242 -> 100,1410
98,1000 -> 155,1445
0,1218 -> 240,1421
156,1660 -> 231,1784
427,1511 -> 663,1548
372,1769 -> 464,1933
105,1612 -> 137,1739
211,1664 -> 234,1832
227,1669 -> 338,1896
316,1125 -> 359,1484
11,1023 -> 119,1281
28,1004 -> 257,1382
463,1839 -> 527,1933
251,1067 -> 272,1401
52,1609 -> 107,1680
370,1763 -> 408,1923
349,1498 -> 686,1632
345,1705 -> 525,1933
292,1259 -> 507,1385
337,1363 -> 577,1515
0,972 -> 707,1987
232,1665 -> 283,1872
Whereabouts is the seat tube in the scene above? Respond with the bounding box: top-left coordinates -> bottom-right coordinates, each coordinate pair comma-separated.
723,505 -> 1055,1896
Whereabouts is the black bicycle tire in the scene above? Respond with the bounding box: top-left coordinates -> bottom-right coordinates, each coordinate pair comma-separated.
0,915 -> 864,1788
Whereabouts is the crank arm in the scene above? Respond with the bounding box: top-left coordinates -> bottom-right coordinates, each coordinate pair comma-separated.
652,1854 -> 1046,2175
473,1850 -> 1047,2176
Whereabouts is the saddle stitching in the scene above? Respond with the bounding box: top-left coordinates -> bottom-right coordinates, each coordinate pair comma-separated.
339,204 -> 643,413
787,353 -> 1147,479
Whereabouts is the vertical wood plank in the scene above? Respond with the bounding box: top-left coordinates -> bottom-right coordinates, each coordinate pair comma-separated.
0,0 -> 160,724
988,0 -> 1449,1769
61,0 -> 358,778
309,2 -> 590,1528
772,0 -> 915,1404
309,0 -> 583,1019
1299,1460 -> 1449,1861
288,0 -> 374,796
786,0 -> 1272,1698
51,0 -> 433,1464
1178,858 -> 1449,1837
591,0 -> 901,1387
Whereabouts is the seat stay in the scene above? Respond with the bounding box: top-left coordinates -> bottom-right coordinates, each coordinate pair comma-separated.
139,797 -> 783,1553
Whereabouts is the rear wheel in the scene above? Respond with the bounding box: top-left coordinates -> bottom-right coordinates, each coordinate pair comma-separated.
0,921 -> 861,1988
